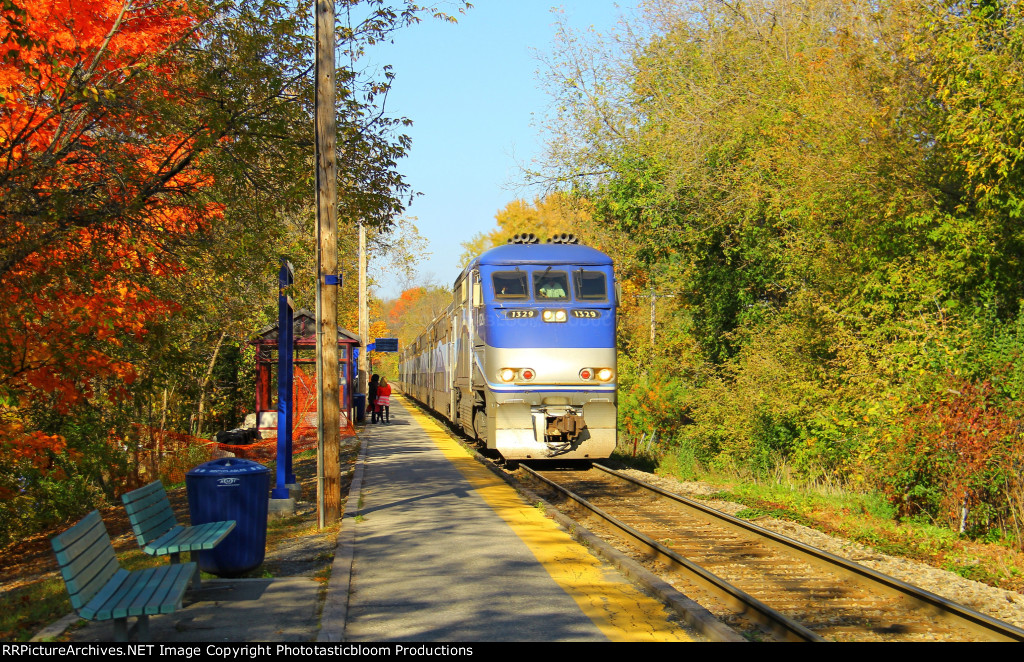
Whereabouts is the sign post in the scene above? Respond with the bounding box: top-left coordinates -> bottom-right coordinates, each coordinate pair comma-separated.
272,260 -> 296,502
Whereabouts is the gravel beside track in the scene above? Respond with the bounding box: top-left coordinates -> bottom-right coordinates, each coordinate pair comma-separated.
615,468 -> 1024,633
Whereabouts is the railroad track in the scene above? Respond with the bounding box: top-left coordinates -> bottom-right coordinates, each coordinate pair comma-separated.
520,463 -> 1024,642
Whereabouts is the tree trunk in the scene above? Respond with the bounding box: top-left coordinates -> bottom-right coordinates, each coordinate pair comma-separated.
157,384 -> 175,476
195,331 -> 227,439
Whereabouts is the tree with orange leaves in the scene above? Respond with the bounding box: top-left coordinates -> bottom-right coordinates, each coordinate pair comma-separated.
0,0 -> 218,536
382,284 -> 449,347
0,0 -> 471,543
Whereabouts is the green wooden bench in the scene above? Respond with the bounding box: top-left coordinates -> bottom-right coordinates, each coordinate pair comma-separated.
51,510 -> 196,641
121,480 -> 235,588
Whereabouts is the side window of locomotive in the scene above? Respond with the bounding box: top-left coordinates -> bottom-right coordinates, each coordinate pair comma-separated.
492,271 -> 528,300
574,271 -> 608,301
533,271 -> 570,301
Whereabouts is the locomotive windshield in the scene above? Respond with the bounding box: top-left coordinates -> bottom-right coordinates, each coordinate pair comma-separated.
574,270 -> 608,301
490,267 -> 608,302
492,271 -> 529,299
533,270 -> 570,300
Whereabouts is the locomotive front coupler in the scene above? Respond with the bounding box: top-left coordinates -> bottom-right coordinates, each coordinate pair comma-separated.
541,406 -> 586,443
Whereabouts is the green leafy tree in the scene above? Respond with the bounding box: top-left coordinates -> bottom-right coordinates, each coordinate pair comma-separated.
535,0 -> 1024,531
458,192 -> 592,266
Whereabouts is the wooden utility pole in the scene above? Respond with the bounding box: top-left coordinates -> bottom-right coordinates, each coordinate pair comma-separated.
639,273 -> 675,350
650,282 -> 656,347
314,0 -> 341,527
358,222 -> 368,394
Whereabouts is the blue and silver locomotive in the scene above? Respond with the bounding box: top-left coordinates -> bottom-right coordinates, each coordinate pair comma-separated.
399,234 -> 618,460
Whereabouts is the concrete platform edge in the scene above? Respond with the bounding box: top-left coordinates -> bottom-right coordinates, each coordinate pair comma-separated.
316,432 -> 370,642
30,612 -> 80,642
30,578 -> 308,642
512,479 -> 746,642
432,411 -> 746,643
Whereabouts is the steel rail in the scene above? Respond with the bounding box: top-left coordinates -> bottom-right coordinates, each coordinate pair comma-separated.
590,463 -> 1024,642
521,465 -> 824,642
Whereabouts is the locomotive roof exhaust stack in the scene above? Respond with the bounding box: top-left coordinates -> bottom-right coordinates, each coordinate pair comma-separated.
508,233 -> 540,244
508,233 -> 580,245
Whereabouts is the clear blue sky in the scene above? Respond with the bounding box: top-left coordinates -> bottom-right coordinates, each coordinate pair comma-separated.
366,1 -> 637,299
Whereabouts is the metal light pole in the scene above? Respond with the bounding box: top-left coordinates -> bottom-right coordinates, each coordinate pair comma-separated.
358,221 -> 368,395
273,260 -> 296,501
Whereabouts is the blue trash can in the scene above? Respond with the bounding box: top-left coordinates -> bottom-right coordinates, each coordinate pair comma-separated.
354,393 -> 366,423
186,458 -> 269,576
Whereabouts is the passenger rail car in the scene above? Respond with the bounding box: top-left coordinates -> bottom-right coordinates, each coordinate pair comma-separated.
399,236 -> 618,460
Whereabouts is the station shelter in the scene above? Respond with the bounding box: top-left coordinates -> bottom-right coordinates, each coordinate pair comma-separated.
253,309 -> 361,440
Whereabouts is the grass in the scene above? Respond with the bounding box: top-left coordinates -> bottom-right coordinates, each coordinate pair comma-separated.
1,577 -> 78,641
617,447 -> 1024,592
1,444 -> 350,641
0,546 -> 170,641
313,562 -> 333,597
733,506 -> 814,527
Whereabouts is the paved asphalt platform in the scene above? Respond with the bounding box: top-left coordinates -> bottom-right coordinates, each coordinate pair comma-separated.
319,396 -> 700,643
42,395 -> 727,643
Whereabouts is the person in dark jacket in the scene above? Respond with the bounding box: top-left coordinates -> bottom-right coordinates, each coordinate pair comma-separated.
368,374 -> 380,424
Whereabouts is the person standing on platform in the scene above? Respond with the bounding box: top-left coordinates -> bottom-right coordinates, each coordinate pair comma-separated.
368,373 -> 380,424
376,377 -> 392,424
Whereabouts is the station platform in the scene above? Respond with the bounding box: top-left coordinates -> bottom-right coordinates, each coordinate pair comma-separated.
44,394 -> 720,643
318,396 -> 701,643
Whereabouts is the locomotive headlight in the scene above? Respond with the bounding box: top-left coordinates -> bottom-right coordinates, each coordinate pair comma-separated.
597,368 -> 614,382
499,368 -> 517,383
542,309 -> 567,322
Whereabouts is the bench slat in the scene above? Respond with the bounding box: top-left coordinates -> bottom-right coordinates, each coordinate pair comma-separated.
145,525 -> 185,555
88,563 -> 195,620
55,527 -> 110,581
143,564 -> 193,615
51,512 -> 120,611
119,569 -> 159,619
126,497 -> 174,524
61,552 -> 120,610
52,510 -> 195,640
122,482 -> 178,546
122,481 -> 235,562
52,511 -> 108,565
120,481 -> 163,506
146,520 -> 236,556
79,568 -> 134,620
190,521 -> 236,550
98,567 -> 150,620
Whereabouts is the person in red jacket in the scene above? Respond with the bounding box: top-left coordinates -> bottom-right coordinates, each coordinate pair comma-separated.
376,377 -> 392,424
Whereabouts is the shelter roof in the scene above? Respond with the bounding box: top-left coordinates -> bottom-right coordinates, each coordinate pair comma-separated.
254,309 -> 361,346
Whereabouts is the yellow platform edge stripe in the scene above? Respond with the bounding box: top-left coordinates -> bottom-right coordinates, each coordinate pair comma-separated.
398,396 -> 693,643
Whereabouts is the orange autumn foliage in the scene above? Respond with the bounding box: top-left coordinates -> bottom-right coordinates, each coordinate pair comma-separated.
0,0 -> 219,469
386,287 -> 424,329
